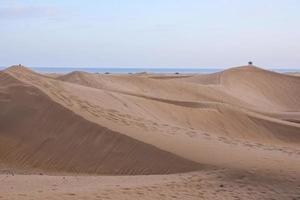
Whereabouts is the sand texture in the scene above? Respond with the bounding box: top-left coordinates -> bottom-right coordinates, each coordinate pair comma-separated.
0,65 -> 300,199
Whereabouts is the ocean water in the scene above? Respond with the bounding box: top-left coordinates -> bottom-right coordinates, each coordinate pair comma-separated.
0,67 -> 299,74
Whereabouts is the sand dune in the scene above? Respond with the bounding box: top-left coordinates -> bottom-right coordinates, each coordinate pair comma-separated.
56,66 -> 300,144
0,65 -> 300,199
0,68 -> 200,175
1,65 -> 300,173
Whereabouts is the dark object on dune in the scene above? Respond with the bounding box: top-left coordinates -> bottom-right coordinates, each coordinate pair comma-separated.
104,72 -> 110,74
175,72 -> 180,74
248,61 -> 253,65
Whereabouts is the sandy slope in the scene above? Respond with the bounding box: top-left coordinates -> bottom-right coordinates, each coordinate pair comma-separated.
0,65 -> 300,199
0,69 -> 200,175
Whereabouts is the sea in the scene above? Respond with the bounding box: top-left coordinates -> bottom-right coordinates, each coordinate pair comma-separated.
0,67 -> 299,74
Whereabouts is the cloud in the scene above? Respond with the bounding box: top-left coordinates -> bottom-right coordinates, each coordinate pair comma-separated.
0,4 -> 60,19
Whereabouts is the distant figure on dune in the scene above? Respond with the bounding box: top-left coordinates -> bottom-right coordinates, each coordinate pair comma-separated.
248,61 -> 253,65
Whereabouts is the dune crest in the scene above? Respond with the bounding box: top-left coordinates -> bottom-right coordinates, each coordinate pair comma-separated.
0,66 -> 200,174
0,65 -> 300,175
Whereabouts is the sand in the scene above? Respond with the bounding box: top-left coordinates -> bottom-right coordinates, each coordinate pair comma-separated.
287,72 -> 300,77
1,169 -> 300,200
0,65 -> 300,199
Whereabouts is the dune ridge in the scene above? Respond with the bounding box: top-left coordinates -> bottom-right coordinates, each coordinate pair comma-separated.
0,68 -> 201,175
0,65 -> 300,176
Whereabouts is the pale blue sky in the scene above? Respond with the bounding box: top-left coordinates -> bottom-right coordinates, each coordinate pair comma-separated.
1,0 -> 300,68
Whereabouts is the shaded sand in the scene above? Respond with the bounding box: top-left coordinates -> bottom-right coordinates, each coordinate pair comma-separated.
0,65 -> 300,199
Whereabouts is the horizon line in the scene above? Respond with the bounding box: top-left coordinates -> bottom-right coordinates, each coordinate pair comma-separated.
1,65 -> 300,69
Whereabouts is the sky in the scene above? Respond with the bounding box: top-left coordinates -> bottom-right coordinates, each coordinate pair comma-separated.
0,0 -> 300,68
